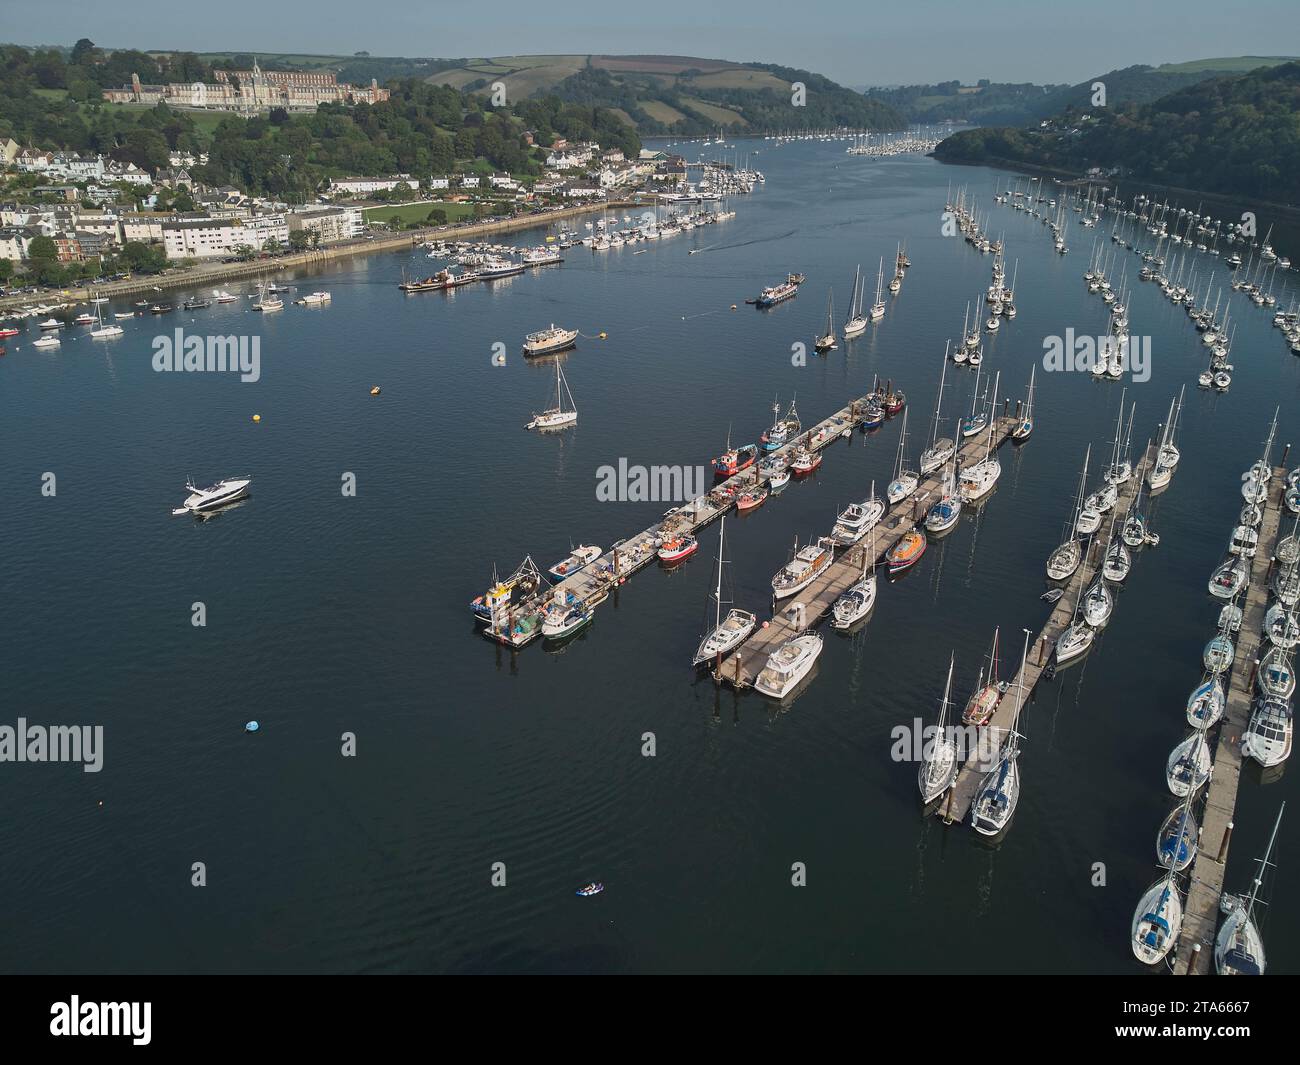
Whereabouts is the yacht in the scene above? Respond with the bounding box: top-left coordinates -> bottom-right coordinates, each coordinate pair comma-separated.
693,517 -> 757,666
772,537 -> 835,599
1242,697 -> 1293,767
173,476 -> 251,515
753,631 -> 823,699
830,489 -> 885,546
523,324 -> 578,357
296,291 -> 331,305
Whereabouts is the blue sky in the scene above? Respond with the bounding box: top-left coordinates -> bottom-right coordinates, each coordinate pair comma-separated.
1,0 -> 1294,86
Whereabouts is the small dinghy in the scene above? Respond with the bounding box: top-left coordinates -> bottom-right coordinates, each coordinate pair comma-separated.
1040,588 -> 1063,603
576,882 -> 604,897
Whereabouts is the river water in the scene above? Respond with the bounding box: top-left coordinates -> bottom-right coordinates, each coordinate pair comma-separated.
2,137 -> 1298,973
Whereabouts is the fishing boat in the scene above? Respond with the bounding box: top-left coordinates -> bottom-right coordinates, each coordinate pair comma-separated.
658,534 -> 699,564
790,444 -> 821,476
830,486 -> 885,545
712,430 -> 759,477
469,556 -> 543,623
918,653 -> 959,804
919,349 -> 956,474
1048,447 -> 1090,581
961,627 -> 1003,726
761,397 -> 800,451
814,290 -> 837,352
172,476 -> 251,515
831,533 -> 878,630
1187,675 -> 1226,729
1157,802 -> 1198,872
772,536 -> 835,598
1131,872 -> 1184,965
753,631 -> 823,699
886,409 -> 919,504
522,324 -> 578,357
843,265 -> 867,337
525,359 -> 578,431
1167,732 -> 1212,797
1258,645 -> 1296,701
541,592 -> 594,640
735,485 -> 768,512
693,516 -> 757,666
886,530 -> 926,574
1215,802 -> 1284,975
768,466 -> 791,491
1243,697 -> 1293,767
547,544 -> 602,582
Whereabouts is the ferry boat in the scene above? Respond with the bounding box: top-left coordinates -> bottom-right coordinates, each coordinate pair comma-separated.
657,534 -> 698,564
753,631 -> 823,699
547,544 -> 602,582
772,537 -> 835,599
885,530 -> 926,573
712,442 -> 758,477
173,476 -> 251,515
523,324 -> 578,357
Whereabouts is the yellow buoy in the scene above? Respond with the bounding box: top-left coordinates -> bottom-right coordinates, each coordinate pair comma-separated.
598,331 -> 607,340
252,414 -> 261,422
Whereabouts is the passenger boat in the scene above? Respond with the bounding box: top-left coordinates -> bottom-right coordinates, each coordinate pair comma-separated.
522,324 -> 578,357
961,627 -> 1003,726
172,476 -> 251,515
772,536 -> 835,599
657,534 -> 699,564
1187,675 -> 1226,730
918,653 -> 959,804
885,529 -> 926,574
525,359 -> 578,430
1132,873 -> 1184,965
693,516 -> 757,667
1215,803 -> 1284,975
755,273 -> 803,307
478,257 -> 525,279
547,544 -> 602,582
753,631 -> 823,699
760,397 -> 801,451
1167,732 -> 1212,797
712,441 -> 758,477
1243,697 -> 1293,767
830,487 -> 885,546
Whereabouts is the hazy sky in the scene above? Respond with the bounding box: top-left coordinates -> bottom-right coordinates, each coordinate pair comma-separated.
1,0 -> 1294,86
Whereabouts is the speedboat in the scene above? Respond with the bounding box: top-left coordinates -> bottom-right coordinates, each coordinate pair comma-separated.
575,882 -> 604,897
32,335 -> 61,349
1242,697 -> 1293,767
547,545 -> 602,582
1167,733 -> 1212,797
753,631 -> 823,698
772,538 -> 835,598
1132,874 -> 1183,965
296,291 -> 331,305
173,476 -> 251,515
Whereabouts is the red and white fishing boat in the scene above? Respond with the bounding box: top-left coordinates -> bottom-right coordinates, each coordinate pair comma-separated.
885,530 -> 927,573
0,327 -> 18,339
657,534 -> 699,563
735,485 -> 769,512
790,445 -> 821,476
712,441 -> 758,477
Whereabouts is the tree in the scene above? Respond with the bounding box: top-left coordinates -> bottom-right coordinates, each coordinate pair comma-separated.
288,230 -> 311,251
27,235 -> 58,265
262,237 -> 281,254
70,38 -> 98,66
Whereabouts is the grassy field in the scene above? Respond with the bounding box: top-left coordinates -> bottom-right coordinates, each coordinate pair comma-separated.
1155,55 -> 1297,74
687,68 -> 790,92
679,97 -> 748,127
639,100 -> 689,125
362,201 -> 477,225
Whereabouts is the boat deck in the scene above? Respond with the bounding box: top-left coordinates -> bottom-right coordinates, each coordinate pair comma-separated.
719,415 -> 1020,689
939,442 -> 1160,824
1175,466 -> 1287,975
484,387 -> 891,646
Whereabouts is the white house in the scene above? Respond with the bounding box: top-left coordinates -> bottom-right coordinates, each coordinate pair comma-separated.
427,175 -> 450,190
329,175 -> 416,196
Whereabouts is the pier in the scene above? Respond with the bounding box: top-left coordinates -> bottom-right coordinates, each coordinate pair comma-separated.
719,414 -> 1020,689
1175,464 -> 1288,975
484,384 -> 917,647
940,442 -> 1160,824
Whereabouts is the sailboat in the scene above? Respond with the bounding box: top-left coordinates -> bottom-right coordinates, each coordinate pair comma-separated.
970,630 -> 1030,836
253,280 -> 283,313
1133,868 -> 1184,965
89,298 -> 123,339
869,258 -> 886,321
1047,446 -> 1090,581
960,362 -> 989,438
1167,731 -> 1212,797
843,265 -> 867,337
925,430 -> 963,534
525,359 -> 578,430
1147,387 -> 1184,490
959,376 -> 1002,501
830,528 -> 878,630
961,627 -> 1003,726
1187,674 -> 1226,730
1157,796 -> 1199,872
919,348 -> 956,474
1055,574 -> 1096,664
692,516 -> 757,667
814,289 -> 837,352
918,653 -> 959,804
1011,365 -> 1035,441
886,409 -> 919,504
1215,802 -> 1284,975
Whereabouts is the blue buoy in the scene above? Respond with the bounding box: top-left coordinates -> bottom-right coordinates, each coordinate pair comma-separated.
245,721 -> 259,733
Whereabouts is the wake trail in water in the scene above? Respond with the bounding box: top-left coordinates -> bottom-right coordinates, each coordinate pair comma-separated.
690,228 -> 798,255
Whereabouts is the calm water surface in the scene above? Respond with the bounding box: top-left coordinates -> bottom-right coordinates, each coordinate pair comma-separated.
3,139 -> 1299,973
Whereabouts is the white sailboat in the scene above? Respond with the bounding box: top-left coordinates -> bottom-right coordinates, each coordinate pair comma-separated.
918,653 -> 959,804
1215,802 -> 1284,975
89,298 -> 123,339
869,257 -> 886,321
692,516 -> 757,666
1147,387 -> 1184,490
1132,870 -> 1184,965
1011,365 -> 1035,441
830,528 -> 878,630
525,359 -> 578,431
969,629 -> 1030,836
1047,446 -> 1090,581
920,347 -> 956,474
886,409 -> 919,504
843,264 -> 867,336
